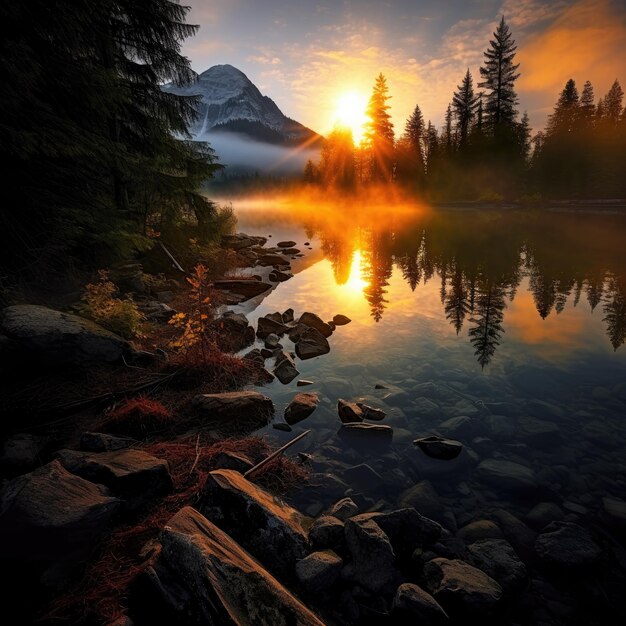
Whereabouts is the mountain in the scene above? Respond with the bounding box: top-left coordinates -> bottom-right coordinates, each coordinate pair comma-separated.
162,64 -> 321,147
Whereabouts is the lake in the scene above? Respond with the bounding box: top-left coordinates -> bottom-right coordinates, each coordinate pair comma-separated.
230,198 -> 626,537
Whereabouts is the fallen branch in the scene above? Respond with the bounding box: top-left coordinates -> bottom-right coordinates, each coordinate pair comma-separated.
188,434 -> 201,477
244,429 -> 311,481
158,241 -> 186,274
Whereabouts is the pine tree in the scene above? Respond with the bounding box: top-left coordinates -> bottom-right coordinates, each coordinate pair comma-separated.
452,69 -> 479,147
363,73 -> 395,182
603,80 -> 624,125
546,79 -> 580,136
478,16 -> 520,132
444,104 -> 454,154
403,104 -> 426,181
517,111 -> 532,161
579,80 -> 595,126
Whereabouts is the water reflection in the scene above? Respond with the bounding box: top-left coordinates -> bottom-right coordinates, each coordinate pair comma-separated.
239,200 -> 626,367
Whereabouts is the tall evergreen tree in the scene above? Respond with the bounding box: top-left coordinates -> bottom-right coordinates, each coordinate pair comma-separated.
579,80 -> 596,126
363,73 -> 395,182
478,16 -> 520,132
452,69 -> 479,147
444,104 -> 454,153
603,79 -> 624,125
403,104 -> 426,181
546,79 -> 580,136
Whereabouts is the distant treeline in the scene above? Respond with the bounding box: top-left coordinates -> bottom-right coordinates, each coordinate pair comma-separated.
0,0 -> 221,280
305,17 -> 626,202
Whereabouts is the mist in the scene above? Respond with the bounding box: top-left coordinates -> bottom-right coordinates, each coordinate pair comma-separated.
206,132 -> 320,176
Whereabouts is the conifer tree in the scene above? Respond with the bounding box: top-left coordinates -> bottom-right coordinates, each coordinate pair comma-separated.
444,104 -> 454,154
579,80 -> 596,126
478,17 -> 520,132
603,80 -> 624,125
403,104 -> 426,180
452,69 -> 479,147
363,73 -> 395,182
546,79 -> 580,136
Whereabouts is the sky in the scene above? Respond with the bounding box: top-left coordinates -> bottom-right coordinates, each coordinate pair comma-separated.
182,0 -> 626,136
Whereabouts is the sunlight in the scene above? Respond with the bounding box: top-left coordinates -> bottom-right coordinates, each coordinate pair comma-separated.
344,249 -> 369,293
333,91 -> 369,145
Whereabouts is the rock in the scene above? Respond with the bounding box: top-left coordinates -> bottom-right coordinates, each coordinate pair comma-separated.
298,312 -> 333,338
0,304 -> 129,365
344,516 -> 396,592
277,240 -> 297,248
147,506 -> 324,625
477,459 -> 538,491
534,521 -> 601,567
456,520 -> 503,544
308,516 -> 345,549
602,497 -> 626,529
354,508 -> 442,554
257,253 -> 289,266
344,464 -> 384,491
0,460 -> 119,562
332,314 -> 351,326
282,308 -> 295,323
56,448 -> 172,509
339,423 -> 393,444
399,481 -> 441,522
414,436 -> 463,460
273,352 -> 300,384
257,316 -> 289,338
285,393 -> 319,425
211,451 -> 254,473
269,270 -> 293,282
296,550 -> 342,592
79,432 -> 137,453
192,391 -> 274,424
489,509 -> 537,560
423,558 -> 502,615
295,327 -> 331,360
273,423 -> 293,432
0,433 -> 43,472
212,279 -> 272,300
467,539 -> 528,594
200,469 -> 308,579
525,502 -> 565,531
221,233 -> 267,249
517,416 -> 561,448
264,333 -> 281,349
297,379 -> 314,387
155,290 -> 174,303
213,312 -> 255,352
437,416 -> 475,438
392,583 -> 449,624
326,497 -> 359,521
357,402 -> 387,421
243,348 -> 265,366
337,399 -> 364,423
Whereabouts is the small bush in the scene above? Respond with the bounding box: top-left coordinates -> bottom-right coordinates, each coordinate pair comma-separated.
81,270 -> 144,338
99,396 -> 173,438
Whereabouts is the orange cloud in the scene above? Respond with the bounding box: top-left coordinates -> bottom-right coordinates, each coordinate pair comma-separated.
519,0 -> 626,98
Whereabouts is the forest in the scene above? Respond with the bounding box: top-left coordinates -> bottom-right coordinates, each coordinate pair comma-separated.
306,18 -> 626,203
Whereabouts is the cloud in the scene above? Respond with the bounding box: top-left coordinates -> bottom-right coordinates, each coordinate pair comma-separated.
247,54 -> 282,65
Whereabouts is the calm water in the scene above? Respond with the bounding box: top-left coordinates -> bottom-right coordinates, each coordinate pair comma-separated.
231,200 -> 626,527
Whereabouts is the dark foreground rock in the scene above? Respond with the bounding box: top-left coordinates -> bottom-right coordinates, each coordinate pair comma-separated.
296,550 -> 343,593
200,469 -> 308,579
337,399 -> 364,423
295,327 -> 330,360
285,393 -> 319,425
298,312 -> 333,338
414,436 -> 463,460
212,311 -> 255,352
0,460 -> 119,563
392,583 -> 449,624
338,423 -> 393,444
212,279 -> 272,301
56,448 -> 172,509
192,391 -> 274,424
0,304 -> 129,365
0,433 -> 44,472
467,539 -> 528,594
273,351 -> 300,384
534,521 -> 602,567
140,506 -> 324,625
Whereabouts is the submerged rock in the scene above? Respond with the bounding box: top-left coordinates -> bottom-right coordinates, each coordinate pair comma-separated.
285,393 -> 319,425
476,459 -> 538,491
0,304 -> 129,365
200,469 -> 308,579
414,436 -> 463,460
145,506 -> 324,625
0,460 -> 120,563
534,521 -> 601,567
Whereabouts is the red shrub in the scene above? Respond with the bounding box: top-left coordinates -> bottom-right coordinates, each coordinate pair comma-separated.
99,396 -> 174,438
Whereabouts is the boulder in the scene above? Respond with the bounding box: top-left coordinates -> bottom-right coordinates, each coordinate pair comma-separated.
277,240 -> 297,248
392,583 -> 449,624
534,521 -> 601,567
298,312 -> 333,338
0,304 -> 129,365
338,423 -> 393,444
282,308 -> 295,323
337,399 -> 364,423
296,550 -> 343,592
200,469 -> 308,579
192,391 -> 274,425
525,502 -> 565,531
308,515 -> 345,550
285,393 -> 319,425
264,333 -> 281,349
489,509 -> 537,560
0,460 -> 119,562
332,314 -> 351,326
295,327 -> 331,360
147,506 -> 324,625
273,352 -> 300,385
56,448 -> 172,509
326,497 -> 359,521
79,432 -> 137,453
357,402 -> 386,421
456,520 -> 503,544
212,279 -> 272,301
257,316 -> 290,338
212,312 -> 255,352
257,253 -> 289,267
344,516 -> 396,592
476,459 -> 538,491
414,436 -> 463,460
467,539 -> 528,594
399,481 -> 442,523
423,558 -> 502,615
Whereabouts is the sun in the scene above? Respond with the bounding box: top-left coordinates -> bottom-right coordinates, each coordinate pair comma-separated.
333,91 -> 369,145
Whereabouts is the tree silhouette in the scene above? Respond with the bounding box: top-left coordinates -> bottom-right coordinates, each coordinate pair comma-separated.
319,126 -> 355,189
603,80 -> 624,125
603,278 -> 626,351
401,104 -> 426,185
453,69 -> 479,148
468,279 -> 506,368
445,267 -> 471,334
546,79 -> 580,136
363,73 -> 395,182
